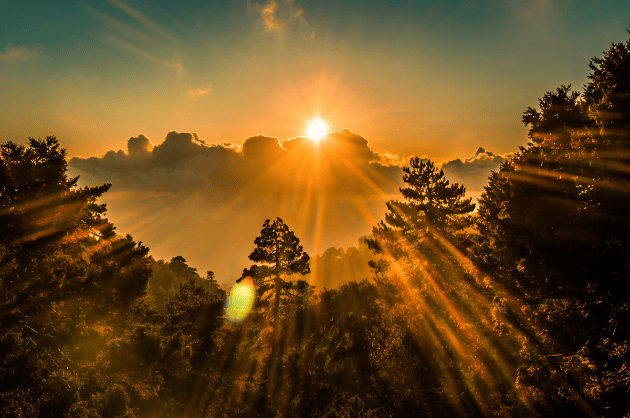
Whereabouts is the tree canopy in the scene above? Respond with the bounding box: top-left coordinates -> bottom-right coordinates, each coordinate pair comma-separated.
470,39 -> 630,416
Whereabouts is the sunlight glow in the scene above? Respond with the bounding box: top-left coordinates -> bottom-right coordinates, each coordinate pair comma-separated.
225,278 -> 255,322
307,118 -> 327,141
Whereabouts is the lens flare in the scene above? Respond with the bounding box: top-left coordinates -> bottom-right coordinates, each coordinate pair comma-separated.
225,278 -> 255,322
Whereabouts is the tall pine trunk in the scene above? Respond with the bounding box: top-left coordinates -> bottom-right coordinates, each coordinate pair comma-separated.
273,234 -> 281,343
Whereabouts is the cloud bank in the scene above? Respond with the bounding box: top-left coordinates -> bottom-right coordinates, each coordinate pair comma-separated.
440,147 -> 513,192
69,130 -> 509,285
69,130 -> 402,284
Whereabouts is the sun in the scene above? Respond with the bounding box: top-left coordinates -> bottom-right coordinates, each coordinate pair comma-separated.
306,118 -> 327,142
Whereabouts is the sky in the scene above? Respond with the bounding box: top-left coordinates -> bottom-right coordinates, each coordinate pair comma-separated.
3,0 -> 630,285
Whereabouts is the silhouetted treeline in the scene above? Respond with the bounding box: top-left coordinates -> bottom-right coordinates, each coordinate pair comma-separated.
2,37 -> 630,417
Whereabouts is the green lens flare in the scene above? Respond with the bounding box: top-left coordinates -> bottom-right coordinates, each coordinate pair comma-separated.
226,280 -> 255,321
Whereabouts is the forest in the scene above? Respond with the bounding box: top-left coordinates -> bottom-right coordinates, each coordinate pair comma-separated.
1,37 -> 629,418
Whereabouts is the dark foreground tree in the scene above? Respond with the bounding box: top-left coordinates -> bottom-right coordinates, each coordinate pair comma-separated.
0,137 -> 150,313
0,137 -> 153,417
472,40 -> 630,417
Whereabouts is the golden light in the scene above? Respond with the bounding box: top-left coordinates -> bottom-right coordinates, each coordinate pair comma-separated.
225,277 -> 255,322
306,118 -> 327,142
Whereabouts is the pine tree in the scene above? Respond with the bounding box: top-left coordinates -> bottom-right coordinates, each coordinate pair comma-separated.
0,137 -> 152,416
367,157 -> 475,260
240,218 -> 310,339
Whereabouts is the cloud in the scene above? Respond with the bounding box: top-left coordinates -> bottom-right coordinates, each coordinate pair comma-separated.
255,0 -> 283,32
248,0 -> 315,40
440,146 -> 514,193
110,37 -> 183,74
70,129 -> 401,196
0,44 -> 36,63
242,135 -> 284,160
165,61 -> 184,75
69,131 -> 511,286
127,134 -> 154,157
188,88 -> 210,97
68,130 -> 403,284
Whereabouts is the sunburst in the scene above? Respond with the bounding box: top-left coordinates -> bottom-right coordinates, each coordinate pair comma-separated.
306,118 -> 327,142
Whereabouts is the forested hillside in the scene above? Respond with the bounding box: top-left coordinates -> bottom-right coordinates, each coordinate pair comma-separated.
1,37 -> 629,418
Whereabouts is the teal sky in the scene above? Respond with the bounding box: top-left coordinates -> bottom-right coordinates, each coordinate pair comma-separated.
3,0 -> 630,161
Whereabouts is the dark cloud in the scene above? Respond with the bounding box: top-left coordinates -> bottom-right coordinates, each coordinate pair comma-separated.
329,129 -> 381,162
242,135 -> 284,161
127,134 -> 154,157
152,132 -> 211,167
440,147 -> 514,193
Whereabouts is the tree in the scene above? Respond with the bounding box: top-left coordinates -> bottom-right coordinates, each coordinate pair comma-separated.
522,85 -> 593,149
471,40 -> 630,416
229,218 -> 311,417
473,82 -> 629,300
240,218 -> 310,339
367,157 -> 475,261
164,278 -> 225,367
584,38 -> 630,141
0,137 -> 153,416
0,137 -> 151,313
0,136 -> 113,251
363,157 -> 528,416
